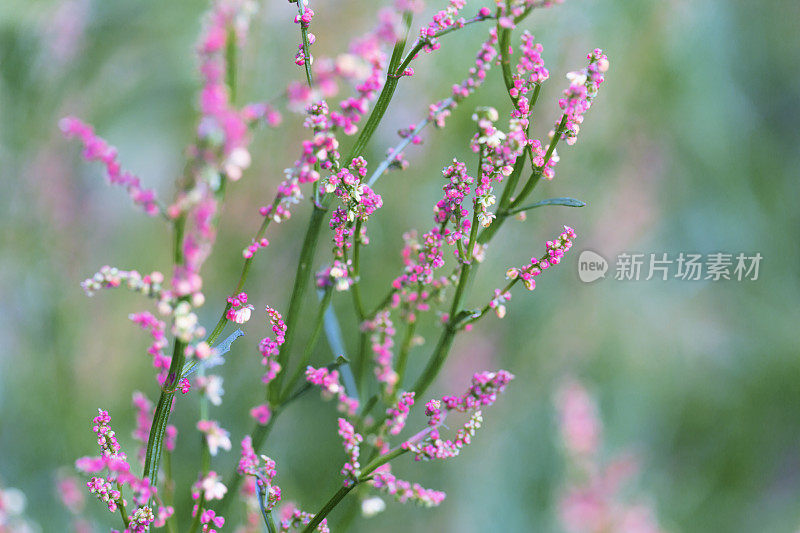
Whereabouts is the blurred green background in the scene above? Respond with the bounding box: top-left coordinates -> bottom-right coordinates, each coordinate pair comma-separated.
2,0 -> 799,531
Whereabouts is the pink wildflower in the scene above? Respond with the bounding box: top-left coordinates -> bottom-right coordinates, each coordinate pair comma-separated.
305,365 -> 359,416
196,420 -> 232,456
59,116 -> 160,215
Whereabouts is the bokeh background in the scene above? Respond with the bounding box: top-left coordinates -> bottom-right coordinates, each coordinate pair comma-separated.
2,0 -> 799,531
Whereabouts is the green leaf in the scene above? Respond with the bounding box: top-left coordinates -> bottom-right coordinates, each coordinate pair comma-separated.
180,328 -> 244,379
506,197 -> 586,215
320,289 -> 358,401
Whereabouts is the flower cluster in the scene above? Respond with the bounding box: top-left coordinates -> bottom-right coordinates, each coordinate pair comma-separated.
442,369 -> 515,411
59,117 -> 160,215
305,365 -> 359,416
226,292 -> 255,324
337,418 -> 363,485
192,471 -> 228,502
403,371 -> 514,461
263,101 -> 341,223
513,30 -> 549,93
292,1 -> 315,67
259,305 -> 286,385
428,27 -> 498,128
504,225 -> 576,292
392,225 -> 447,291
86,477 -> 121,513
324,157 -> 383,223
385,391 -> 415,435
417,0 -> 469,53
489,287 -> 512,318
237,437 -> 282,512
93,409 -> 120,457
128,505 -> 156,533
278,504 -> 330,532
172,301 -> 207,344
329,12 -> 397,135
365,311 -> 398,394
81,266 -> 166,299
387,231 -> 450,315
557,48 -> 609,146
371,472 -> 447,507
250,403 -> 272,425
316,258 -> 354,292
323,157 -> 383,279
555,379 -> 664,533
199,509 -> 225,533
242,237 -> 269,259
434,159 -> 473,233
77,410 -> 159,524
471,106 -> 530,226
197,419 -> 232,456
196,374 -> 225,406
129,312 -> 170,381
195,0 -> 257,177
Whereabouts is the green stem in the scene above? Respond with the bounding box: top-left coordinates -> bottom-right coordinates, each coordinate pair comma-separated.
226,27 -> 238,103
305,23 -> 417,410
411,169 -> 480,399
162,450 -> 177,533
395,12 -> 494,76
497,19 -> 515,103
350,218 -> 366,320
495,154 -> 527,217
365,287 -> 398,320
301,448 -> 409,532
295,0 -> 314,87
280,286 -> 333,401
216,414 -> 278,516
217,356 -> 348,514
346,12 -> 412,162
410,317 -> 457,399
269,204 -> 327,402
263,510 -> 278,533
508,115 -> 568,210
343,0 -> 552,434
142,338 -> 186,485
359,394 -> 378,420
466,280 -> 519,328
207,201 -> 277,345
258,483 -> 279,533
361,446 -> 408,477
187,494 -> 206,533
395,316 -> 417,389
116,485 -> 130,529
303,485 -> 354,533
172,216 -> 186,264
478,114 -> 568,247
354,332 -> 370,397
497,17 -> 545,172
265,0 -> 321,400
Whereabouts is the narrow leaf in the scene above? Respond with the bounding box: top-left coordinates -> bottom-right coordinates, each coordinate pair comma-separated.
506,197 -> 586,215
180,328 -> 244,378
320,290 -> 359,401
